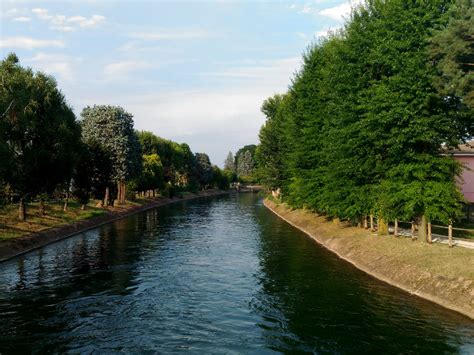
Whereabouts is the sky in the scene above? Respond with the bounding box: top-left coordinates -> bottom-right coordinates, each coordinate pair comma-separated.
1,0 -> 358,166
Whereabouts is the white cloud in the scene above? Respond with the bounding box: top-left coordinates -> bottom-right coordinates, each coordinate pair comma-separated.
318,3 -> 351,20
26,53 -> 79,81
318,1 -> 364,21
72,57 -> 301,165
12,16 -> 30,22
103,60 -> 151,79
0,36 -> 64,49
129,29 -> 212,41
31,8 -> 105,32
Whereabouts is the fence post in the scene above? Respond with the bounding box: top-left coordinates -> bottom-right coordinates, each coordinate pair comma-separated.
427,222 -> 432,244
394,219 -> 398,237
448,221 -> 453,248
370,214 -> 374,232
411,221 -> 416,241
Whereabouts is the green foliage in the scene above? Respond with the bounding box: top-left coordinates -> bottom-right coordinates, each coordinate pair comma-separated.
81,105 -> 142,183
194,153 -> 213,189
135,154 -> 164,193
257,0 -> 472,224
429,0 -> 474,108
0,53 -> 81,200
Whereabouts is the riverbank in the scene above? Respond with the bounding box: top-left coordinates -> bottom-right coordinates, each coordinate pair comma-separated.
264,199 -> 474,320
0,190 -> 230,262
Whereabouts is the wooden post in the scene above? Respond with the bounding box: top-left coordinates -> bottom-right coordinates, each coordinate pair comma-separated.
411,221 -> 416,241
427,222 -> 432,243
363,215 -> 368,229
394,219 -> 398,237
370,214 -> 374,232
448,221 -> 453,248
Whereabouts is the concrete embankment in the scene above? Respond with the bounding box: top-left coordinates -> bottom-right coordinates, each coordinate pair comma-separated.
0,190 -> 230,263
264,199 -> 474,320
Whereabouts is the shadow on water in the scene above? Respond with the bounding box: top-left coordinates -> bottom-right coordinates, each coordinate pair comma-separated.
0,193 -> 472,353
252,199 -> 474,354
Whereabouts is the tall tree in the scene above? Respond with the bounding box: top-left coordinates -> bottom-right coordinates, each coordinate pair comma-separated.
81,105 -> 142,206
194,153 -> 213,189
0,53 -> 81,220
224,151 -> 235,172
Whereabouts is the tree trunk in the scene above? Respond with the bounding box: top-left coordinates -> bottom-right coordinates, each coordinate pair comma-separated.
18,197 -> 26,221
63,191 -> 69,212
418,215 -> 427,242
118,179 -> 126,205
378,218 -> 388,235
363,215 -> 368,229
39,199 -> 45,216
427,222 -> 432,243
394,219 -> 398,237
117,180 -> 122,205
104,187 -> 110,208
81,204 -> 86,210
369,214 -> 374,232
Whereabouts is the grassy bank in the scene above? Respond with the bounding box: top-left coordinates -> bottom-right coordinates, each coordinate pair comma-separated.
264,199 -> 474,320
0,198 -> 157,242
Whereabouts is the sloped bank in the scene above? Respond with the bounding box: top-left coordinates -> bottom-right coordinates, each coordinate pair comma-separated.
0,190 -> 230,263
264,199 -> 474,320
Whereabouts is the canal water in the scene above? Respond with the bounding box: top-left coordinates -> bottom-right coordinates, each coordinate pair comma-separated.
0,194 -> 472,354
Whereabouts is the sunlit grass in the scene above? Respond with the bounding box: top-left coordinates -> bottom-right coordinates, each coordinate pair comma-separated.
0,197 -> 159,242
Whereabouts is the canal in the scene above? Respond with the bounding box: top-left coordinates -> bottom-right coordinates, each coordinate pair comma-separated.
0,194 -> 472,353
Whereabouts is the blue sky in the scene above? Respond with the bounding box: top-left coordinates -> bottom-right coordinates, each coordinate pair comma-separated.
1,0 -> 358,166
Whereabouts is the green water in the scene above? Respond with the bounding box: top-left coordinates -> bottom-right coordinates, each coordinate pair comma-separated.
0,194 -> 472,353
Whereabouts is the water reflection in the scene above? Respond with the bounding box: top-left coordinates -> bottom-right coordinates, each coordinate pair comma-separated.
0,194 -> 471,353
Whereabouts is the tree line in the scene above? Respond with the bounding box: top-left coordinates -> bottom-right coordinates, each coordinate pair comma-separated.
256,0 -> 473,239
0,53 -> 231,221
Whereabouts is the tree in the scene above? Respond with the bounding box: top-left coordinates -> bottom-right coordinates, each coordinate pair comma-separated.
256,94 -> 290,191
236,150 -> 255,182
72,140 -> 113,209
194,153 -> 213,189
224,151 -> 235,172
81,105 -> 142,206
0,53 -> 81,220
256,0 -> 472,237
137,154 -> 164,196
430,0 -> 474,109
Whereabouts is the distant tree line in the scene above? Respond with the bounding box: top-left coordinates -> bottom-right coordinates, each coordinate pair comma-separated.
223,145 -> 257,183
256,0 -> 473,239
0,53 -> 230,220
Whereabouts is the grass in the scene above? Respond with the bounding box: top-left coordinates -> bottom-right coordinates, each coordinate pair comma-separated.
267,200 -> 474,281
0,198 -> 155,242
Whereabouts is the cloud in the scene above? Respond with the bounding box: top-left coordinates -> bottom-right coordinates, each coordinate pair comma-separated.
75,57 -> 301,165
103,60 -> 151,79
26,53 -> 80,81
318,3 -> 351,20
12,16 -> 30,22
318,1 -> 364,21
129,29 -> 212,41
31,8 -> 105,32
0,36 -> 64,49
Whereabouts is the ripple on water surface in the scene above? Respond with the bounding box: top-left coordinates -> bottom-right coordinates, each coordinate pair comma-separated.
0,194 -> 472,353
